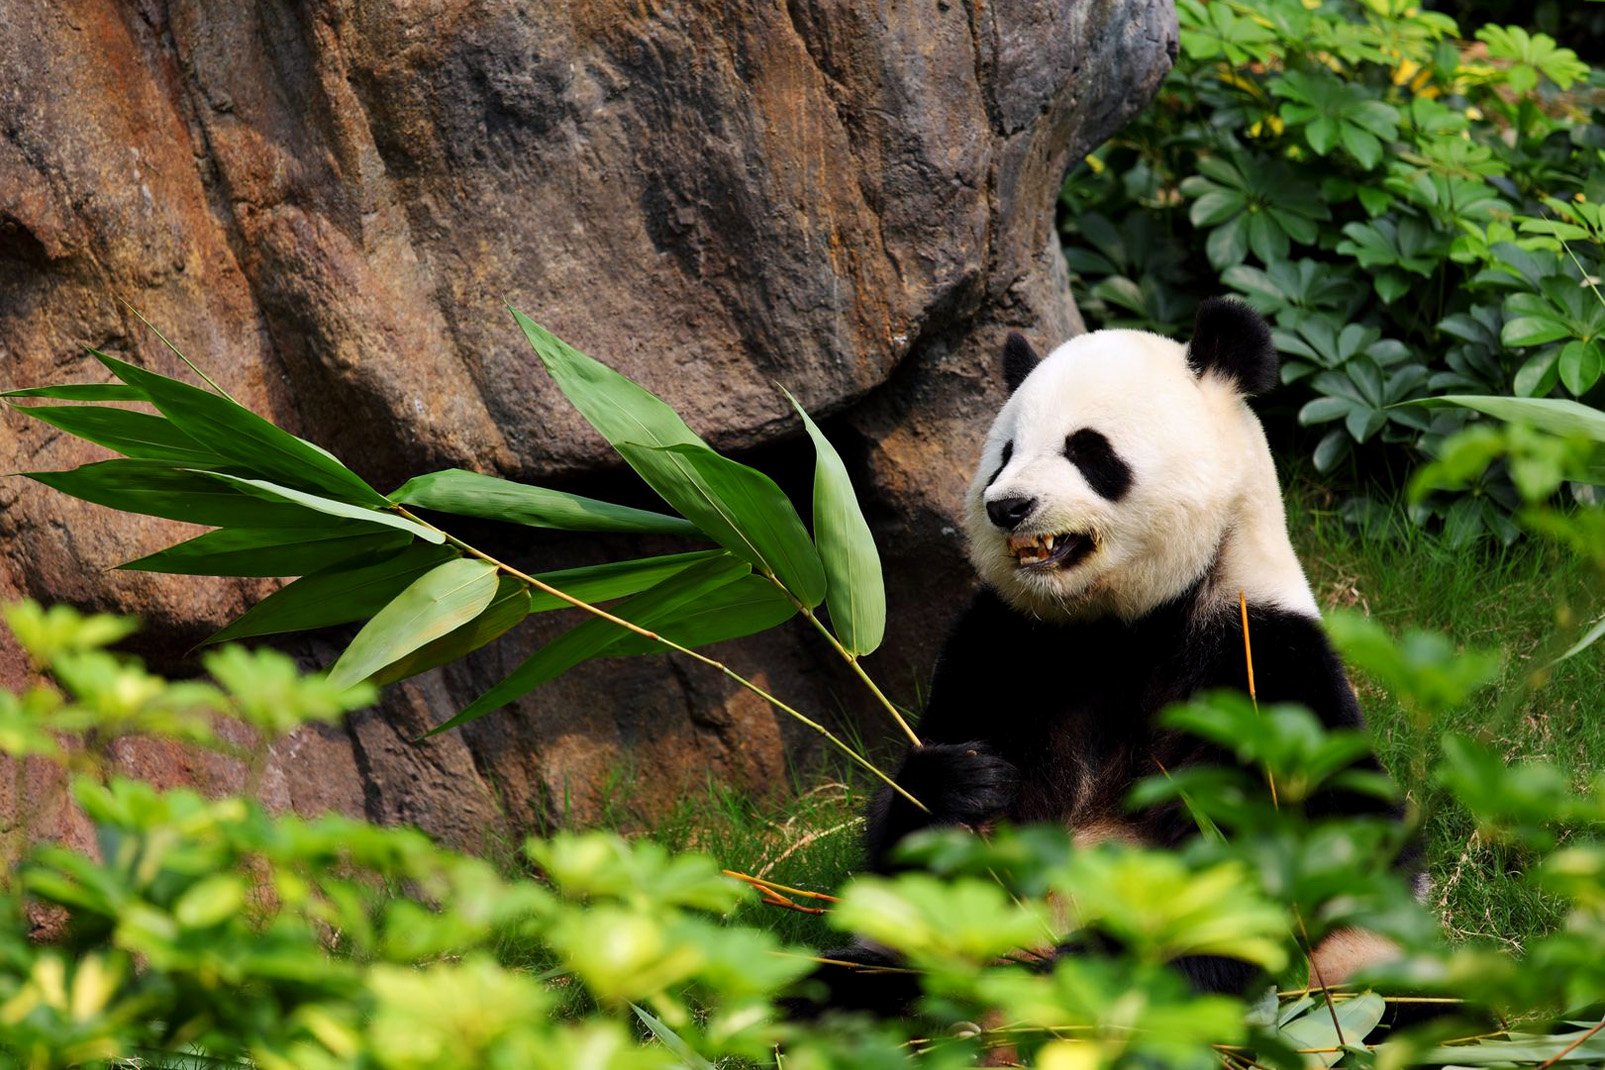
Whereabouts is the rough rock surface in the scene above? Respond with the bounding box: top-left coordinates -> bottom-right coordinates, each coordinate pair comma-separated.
0,0 -> 1176,847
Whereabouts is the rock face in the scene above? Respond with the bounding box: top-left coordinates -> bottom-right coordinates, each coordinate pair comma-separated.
0,0 -> 1176,847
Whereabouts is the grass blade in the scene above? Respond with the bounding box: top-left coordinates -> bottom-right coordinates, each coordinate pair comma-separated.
631,1003 -> 715,1070
95,351 -> 389,506
118,526 -> 413,577
327,558 -> 501,688
782,388 -> 886,654
13,404 -> 219,466
371,575 -> 532,685
198,473 -> 443,543
27,461 -> 336,529
429,554 -> 751,734
391,468 -> 698,536
206,544 -> 458,645
614,442 -> 826,606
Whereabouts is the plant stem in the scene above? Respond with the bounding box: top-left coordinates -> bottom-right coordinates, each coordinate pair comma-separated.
787,594 -> 922,748
391,506 -> 927,812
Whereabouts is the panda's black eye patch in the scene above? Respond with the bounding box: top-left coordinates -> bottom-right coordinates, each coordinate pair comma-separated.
1065,429 -> 1132,501
986,440 -> 1013,488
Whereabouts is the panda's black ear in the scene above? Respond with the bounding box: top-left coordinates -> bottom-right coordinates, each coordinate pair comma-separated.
1003,332 -> 1040,392
1187,297 -> 1278,396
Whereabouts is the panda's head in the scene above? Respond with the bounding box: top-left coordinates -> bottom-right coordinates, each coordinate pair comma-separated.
966,298 -> 1291,622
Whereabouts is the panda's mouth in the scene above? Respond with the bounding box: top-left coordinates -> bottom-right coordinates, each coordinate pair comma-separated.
1006,531 -> 1096,571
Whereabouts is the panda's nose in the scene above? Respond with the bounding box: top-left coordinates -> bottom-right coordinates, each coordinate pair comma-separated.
986,496 -> 1037,531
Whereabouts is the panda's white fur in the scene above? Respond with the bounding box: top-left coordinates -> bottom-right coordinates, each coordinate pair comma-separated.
965,327 -> 1318,624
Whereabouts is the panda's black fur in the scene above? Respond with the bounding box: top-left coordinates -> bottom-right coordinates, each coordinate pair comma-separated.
794,300 -> 1405,1019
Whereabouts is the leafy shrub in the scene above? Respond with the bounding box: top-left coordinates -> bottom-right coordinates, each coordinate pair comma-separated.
1060,0 -> 1605,541
3,594 -> 1605,1068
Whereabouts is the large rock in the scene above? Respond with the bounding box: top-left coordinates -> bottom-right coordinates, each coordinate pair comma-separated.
0,0 -> 1175,847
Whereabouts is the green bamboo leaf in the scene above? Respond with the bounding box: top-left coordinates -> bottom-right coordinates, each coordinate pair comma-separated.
782,388 -> 885,654
198,472 -> 444,543
390,468 -> 697,536
94,352 -> 389,507
119,526 -> 411,577
429,553 -> 751,734
27,461 -> 335,529
371,575 -> 532,686
613,442 -> 826,607
524,551 -> 730,613
327,558 -> 501,688
1412,395 -> 1605,443
2,383 -> 146,401
607,574 -> 797,654
511,307 -> 706,452
1277,992 -> 1385,1068
13,404 -> 220,466
1419,1025 -> 1605,1065
207,544 -> 458,645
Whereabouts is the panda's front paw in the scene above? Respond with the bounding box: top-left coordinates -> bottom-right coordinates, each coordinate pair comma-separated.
896,741 -> 1019,829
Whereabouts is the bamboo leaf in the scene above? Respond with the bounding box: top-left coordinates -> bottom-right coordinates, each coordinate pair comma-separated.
198,472 -> 444,543
1413,395 -> 1605,443
429,553 -> 751,734
2,383 -> 146,401
118,526 -> 413,577
94,352 -> 389,507
371,575 -> 532,686
524,551 -> 730,613
511,307 -> 706,452
613,442 -> 826,607
1276,992 -> 1385,1067
607,574 -> 797,654
327,558 -> 501,688
13,404 -> 220,466
782,388 -> 886,654
391,468 -> 697,536
207,544 -> 458,645
511,308 -> 824,603
27,461 -> 335,529
1419,1025 -> 1605,1065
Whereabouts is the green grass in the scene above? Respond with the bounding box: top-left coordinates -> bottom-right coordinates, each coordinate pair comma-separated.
627,483 -> 1602,956
1287,479 -> 1604,952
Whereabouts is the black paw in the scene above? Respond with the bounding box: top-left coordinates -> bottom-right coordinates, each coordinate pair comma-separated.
780,943 -> 921,1020
897,741 -> 1020,828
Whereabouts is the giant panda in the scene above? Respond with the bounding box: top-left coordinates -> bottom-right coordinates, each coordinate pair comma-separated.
807,298 -> 1403,1014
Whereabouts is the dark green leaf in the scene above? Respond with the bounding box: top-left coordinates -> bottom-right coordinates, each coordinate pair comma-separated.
432,554 -> 751,733
118,526 -> 412,577
783,389 -> 885,655
607,574 -> 798,654
327,558 -> 501,689
372,575 -> 532,686
206,544 -> 458,645
198,473 -> 444,544
2,383 -> 146,401
613,442 -> 826,606
13,405 -> 219,465
95,353 -> 388,507
390,468 -> 697,536
26,462 -> 334,529
511,307 -> 705,452
524,551 -> 730,613
1418,395 -> 1605,442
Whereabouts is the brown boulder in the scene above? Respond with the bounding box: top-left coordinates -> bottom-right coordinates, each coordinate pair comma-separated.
0,0 -> 1175,846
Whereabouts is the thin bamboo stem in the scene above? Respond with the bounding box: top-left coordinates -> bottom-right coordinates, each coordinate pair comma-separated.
390,505 -> 927,812
792,599 -> 922,747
